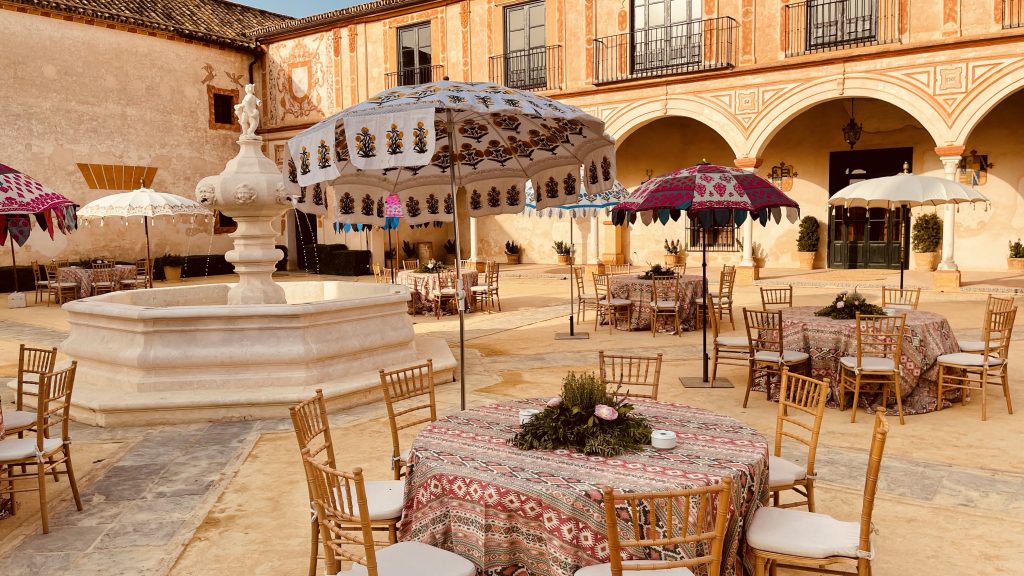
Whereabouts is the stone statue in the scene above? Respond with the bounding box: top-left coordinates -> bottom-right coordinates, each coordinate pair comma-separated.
235,84 -> 262,140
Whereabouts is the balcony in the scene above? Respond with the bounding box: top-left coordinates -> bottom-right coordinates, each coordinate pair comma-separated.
489,45 -> 563,91
1004,0 -> 1024,29
384,64 -> 445,89
783,0 -> 900,57
593,17 -> 737,85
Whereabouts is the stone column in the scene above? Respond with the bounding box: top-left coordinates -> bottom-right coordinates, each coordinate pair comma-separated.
590,213 -> 601,264
935,145 -> 966,290
468,216 -> 479,262
733,157 -> 762,285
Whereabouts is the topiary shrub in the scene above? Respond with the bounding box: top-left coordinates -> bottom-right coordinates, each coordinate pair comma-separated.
796,216 -> 820,253
911,213 -> 943,253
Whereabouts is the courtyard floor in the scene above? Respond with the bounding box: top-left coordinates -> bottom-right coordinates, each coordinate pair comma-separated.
0,269 -> 1022,575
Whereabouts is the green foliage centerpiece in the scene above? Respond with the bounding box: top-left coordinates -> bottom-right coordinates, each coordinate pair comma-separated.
415,259 -> 447,273
638,263 -> 677,280
815,290 -> 886,320
510,372 -> 652,457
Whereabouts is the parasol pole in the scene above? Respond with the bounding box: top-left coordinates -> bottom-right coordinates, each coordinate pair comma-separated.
900,204 -> 909,290
446,108 -> 467,411
702,226 -> 709,382
10,241 -> 18,293
144,215 -> 152,281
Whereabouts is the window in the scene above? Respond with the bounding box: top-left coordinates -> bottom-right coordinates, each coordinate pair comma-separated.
504,1 -> 547,89
398,22 -> 432,86
686,218 -> 739,252
806,0 -> 877,51
207,85 -> 239,131
631,0 -> 702,72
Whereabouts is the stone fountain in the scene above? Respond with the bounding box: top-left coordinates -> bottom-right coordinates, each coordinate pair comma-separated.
54,86 -> 454,426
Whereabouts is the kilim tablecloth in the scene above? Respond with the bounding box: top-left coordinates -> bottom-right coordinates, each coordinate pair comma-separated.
396,269 -> 479,315
60,265 -> 137,298
399,399 -> 769,576
753,306 -> 961,415
605,274 -> 704,332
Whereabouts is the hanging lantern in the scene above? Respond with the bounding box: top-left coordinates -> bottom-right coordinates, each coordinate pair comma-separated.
842,99 -> 863,150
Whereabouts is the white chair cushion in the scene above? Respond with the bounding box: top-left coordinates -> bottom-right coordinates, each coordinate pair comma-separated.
769,455 -> 807,488
54,282 -> 78,288
601,298 -> 632,306
715,336 -> 748,348
839,356 -> 895,372
341,541 -> 476,576
336,480 -> 404,521
1,409 -> 35,431
754,350 -> 809,364
575,560 -> 694,576
887,303 -> 913,310
437,288 -> 457,295
746,506 -> 862,559
650,300 -> 677,309
0,437 -> 62,462
578,294 -> 597,302
470,285 -> 489,292
956,340 -> 985,353
937,352 -> 1005,367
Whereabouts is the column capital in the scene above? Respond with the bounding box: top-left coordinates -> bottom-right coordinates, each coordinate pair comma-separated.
934,145 -> 966,157
733,157 -> 763,170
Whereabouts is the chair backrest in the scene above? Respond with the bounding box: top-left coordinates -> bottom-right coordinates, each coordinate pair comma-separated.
652,276 -> 681,307
854,313 -> 907,364
31,261 -> 43,283
881,287 -> 920,310
670,263 -> 687,276
593,273 -> 612,300
379,360 -> 437,461
458,259 -> 472,269
16,344 -> 58,409
986,294 -> 1015,314
599,351 -> 663,400
289,389 -> 336,470
92,261 -> 115,282
486,261 -> 500,289
743,308 -> 784,354
718,266 -> 736,299
303,457 -> 381,575
606,264 -> 631,275
402,258 -> 419,270
983,306 -> 1017,360
857,409 -> 890,559
705,292 -> 721,339
760,285 -> 793,310
602,477 -> 733,576
36,361 -> 77,447
775,369 -> 829,476
43,262 -> 60,283
436,270 -> 457,291
573,266 -> 588,296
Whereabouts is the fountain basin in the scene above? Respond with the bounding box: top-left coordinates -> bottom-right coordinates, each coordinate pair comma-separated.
57,281 -> 455,426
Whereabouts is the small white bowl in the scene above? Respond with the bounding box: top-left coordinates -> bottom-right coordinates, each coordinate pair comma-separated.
651,429 -> 678,450
519,408 -> 541,425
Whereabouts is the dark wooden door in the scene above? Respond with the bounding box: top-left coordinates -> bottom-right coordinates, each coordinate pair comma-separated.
827,147 -> 912,269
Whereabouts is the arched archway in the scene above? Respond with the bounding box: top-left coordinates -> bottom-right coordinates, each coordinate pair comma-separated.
949,59 -> 1024,145
604,96 -> 747,158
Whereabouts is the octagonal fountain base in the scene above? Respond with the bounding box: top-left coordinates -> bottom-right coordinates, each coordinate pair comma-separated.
55,281 -> 455,426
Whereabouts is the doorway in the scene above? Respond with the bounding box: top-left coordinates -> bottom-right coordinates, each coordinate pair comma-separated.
827,147 -> 912,269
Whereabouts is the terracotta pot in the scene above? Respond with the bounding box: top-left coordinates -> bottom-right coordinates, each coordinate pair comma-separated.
163,266 -> 182,282
798,252 -> 816,270
556,254 -> 573,265
753,257 -> 766,269
506,253 -> 521,265
914,251 -> 939,271
663,254 -> 684,266
1009,258 -> 1024,271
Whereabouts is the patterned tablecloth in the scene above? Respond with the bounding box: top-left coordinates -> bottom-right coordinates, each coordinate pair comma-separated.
60,265 -> 137,298
761,306 -> 961,415
396,269 -> 479,315
399,399 -> 769,576
606,274 -> 704,332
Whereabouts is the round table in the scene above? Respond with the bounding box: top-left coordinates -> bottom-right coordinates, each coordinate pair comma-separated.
399,399 -> 769,576
768,306 -> 961,414
396,269 -> 479,315
60,265 -> 137,298
607,274 -> 704,332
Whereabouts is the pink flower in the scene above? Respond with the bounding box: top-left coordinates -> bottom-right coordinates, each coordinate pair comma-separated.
547,396 -> 562,408
594,404 -> 619,421
836,301 -> 845,309
853,299 -> 861,306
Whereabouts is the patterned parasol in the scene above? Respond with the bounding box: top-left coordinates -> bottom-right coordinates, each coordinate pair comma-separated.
0,163 -> 78,293
612,162 -> 799,383
287,80 -> 617,408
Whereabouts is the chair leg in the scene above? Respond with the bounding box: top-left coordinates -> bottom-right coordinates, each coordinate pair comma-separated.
1003,370 -> 1013,415
37,462 -> 49,534
850,374 -> 862,423
892,376 -> 905,425
710,348 -> 719,386
743,362 -> 755,408
981,370 -> 988,422
308,520 -> 320,576
806,480 -> 816,513
936,365 -> 945,412
63,450 -> 82,511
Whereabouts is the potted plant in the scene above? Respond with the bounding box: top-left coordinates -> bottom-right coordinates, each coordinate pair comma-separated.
752,242 -> 767,269
443,239 -> 457,265
1009,239 -> 1024,270
663,239 -> 684,266
796,216 -> 820,269
160,254 -> 185,282
911,213 -> 942,271
553,240 -> 573,265
505,240 -> 521,265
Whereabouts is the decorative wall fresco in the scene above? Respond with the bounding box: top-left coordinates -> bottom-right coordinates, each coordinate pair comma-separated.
265,32 -> 336,127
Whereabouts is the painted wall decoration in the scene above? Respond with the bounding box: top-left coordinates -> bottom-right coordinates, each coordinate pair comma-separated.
265,32 -> 336,127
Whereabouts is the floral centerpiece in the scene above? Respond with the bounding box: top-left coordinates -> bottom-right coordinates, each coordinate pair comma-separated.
638,263 -> 677,280
415,259 -> 447,273
509,372 -> 652,457
815,290 -> 886,320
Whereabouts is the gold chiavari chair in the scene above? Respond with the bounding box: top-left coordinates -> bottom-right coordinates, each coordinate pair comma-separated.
90,261 -> 117,295
31,261 -> 49,304
760,285 -> 794,310
743,308 -> 810,408
838,313 -> 907,425
470,261 -> 501,312
707,292 -> 750,387
770,369 -> 829,511
957,294 -> 1014,353
1,344 -> 58,436
593,273 -> 631,334
43,262 -> 77,305
572,267 -> 598,324
598,350 -> 663,400
605,264 -> 631,275
432,271 -> 459,318
881,286 -> 920,310
649,276 -> 682,336
379,360 -> 437,480
712,265 -> 737,329
937,306 -> 1016,421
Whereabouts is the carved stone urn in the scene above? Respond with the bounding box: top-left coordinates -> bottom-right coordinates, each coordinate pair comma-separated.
196,129 -> 289,304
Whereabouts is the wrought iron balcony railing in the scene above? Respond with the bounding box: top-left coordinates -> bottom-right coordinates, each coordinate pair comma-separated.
489,45 -> 563,91
1004,0 -> 1024,28
593,17 -> 736,85
385,64 -> 445,89
783,0 -> 900,57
